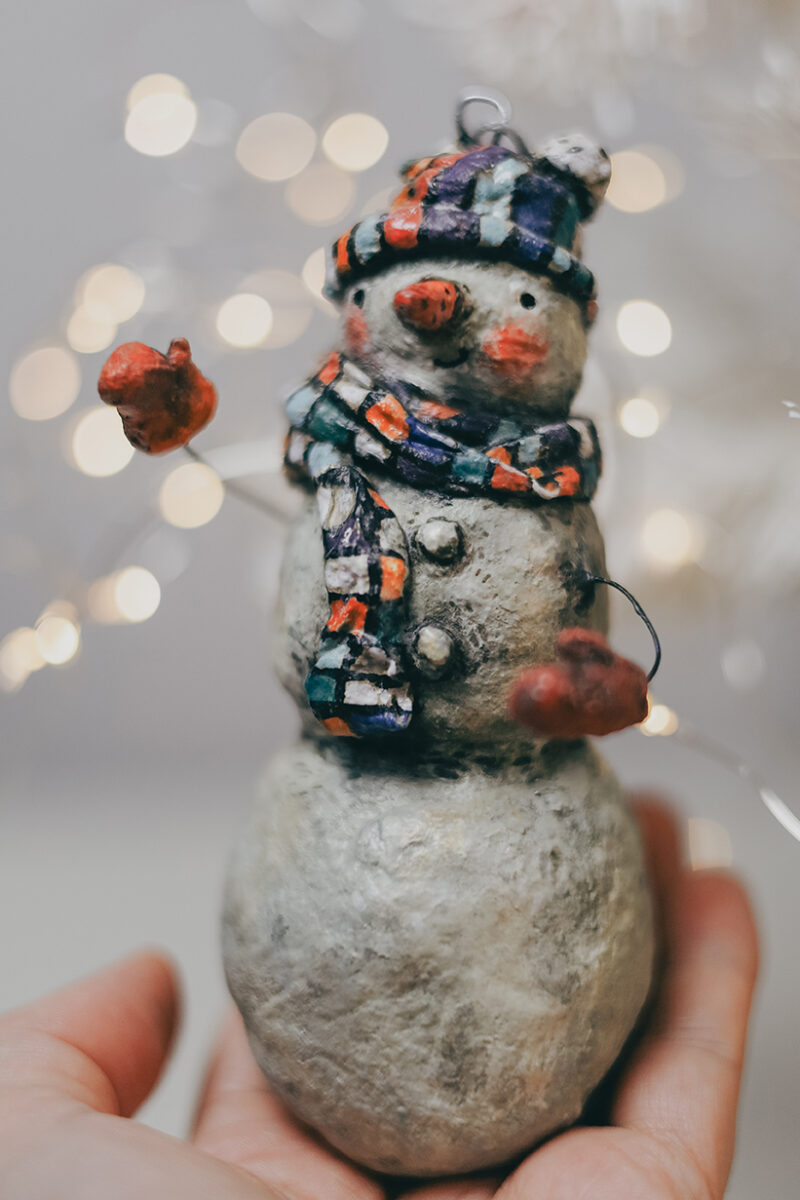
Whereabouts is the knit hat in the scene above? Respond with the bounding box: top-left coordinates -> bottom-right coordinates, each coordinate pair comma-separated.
325,135 -> 611,307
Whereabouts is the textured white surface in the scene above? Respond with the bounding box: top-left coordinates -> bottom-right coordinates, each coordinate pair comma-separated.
275,483 -> 609,753
224,739 -> 653,1175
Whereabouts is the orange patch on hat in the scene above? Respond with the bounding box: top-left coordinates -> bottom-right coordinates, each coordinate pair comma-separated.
391,153 -> 464,211
326,596 -> 368,633
368,488 -> 389,509
384,206 -> 423,250
324,717 -> 356,737
366,393 -> 409,441
379,556 -> 406,601
336,232 -> 351,275
317,352 -> 341,386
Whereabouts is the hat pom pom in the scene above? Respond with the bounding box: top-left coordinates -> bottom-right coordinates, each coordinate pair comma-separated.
537,133 -> 611,220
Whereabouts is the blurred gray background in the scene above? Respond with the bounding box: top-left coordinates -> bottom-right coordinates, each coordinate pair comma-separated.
1,1 -> 798,1194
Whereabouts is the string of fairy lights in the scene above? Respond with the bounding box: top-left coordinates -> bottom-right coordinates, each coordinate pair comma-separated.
2,46 -> 796,848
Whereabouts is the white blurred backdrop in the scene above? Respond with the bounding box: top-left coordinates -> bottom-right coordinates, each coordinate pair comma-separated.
1,2 -> 799,1194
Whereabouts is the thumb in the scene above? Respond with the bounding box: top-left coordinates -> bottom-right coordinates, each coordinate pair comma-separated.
0,951 -> 180,1117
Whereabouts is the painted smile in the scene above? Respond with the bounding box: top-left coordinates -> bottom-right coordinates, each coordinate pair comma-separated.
432,347 -> 470,368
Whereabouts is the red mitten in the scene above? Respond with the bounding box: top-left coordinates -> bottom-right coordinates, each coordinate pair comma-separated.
508,627 -> 649,738
97,338 -> 217,454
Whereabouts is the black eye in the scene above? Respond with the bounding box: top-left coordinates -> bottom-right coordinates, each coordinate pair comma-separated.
520,292 -> 536,309
352,289 -> 365,308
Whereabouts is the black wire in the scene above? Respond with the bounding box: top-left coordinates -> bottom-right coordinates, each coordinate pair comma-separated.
585,575 -> 662,682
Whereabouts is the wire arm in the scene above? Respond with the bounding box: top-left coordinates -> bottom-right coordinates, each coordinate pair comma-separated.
585,575 -> 662,682
183,443 -> 288,524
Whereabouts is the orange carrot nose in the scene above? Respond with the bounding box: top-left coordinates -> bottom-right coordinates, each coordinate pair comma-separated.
393,279 -> 463,333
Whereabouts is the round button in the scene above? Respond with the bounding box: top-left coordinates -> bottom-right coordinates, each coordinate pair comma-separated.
416,519 -> 463,564
413,624 -> 456,678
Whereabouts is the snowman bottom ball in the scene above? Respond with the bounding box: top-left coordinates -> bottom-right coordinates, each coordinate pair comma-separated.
223,739 -> 654,1176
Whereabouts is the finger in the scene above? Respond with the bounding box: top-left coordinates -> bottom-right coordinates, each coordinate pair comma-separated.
193,1009 -> 382,1200
579,795 -> 682,1127
612,869 -> 759,1196
3,1106 -> 293,1200
391,1181 -> 498,1200
0,951 -> 179,1117
630,794 -> 683,922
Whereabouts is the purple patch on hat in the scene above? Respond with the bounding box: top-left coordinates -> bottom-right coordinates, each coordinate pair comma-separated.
512,173 -> 575,244
420,207 -> 480,246
431,144 -> 511,204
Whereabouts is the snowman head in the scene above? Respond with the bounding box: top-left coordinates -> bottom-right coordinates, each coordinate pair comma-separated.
328,135 -> 610,418
340,258 -> 589,418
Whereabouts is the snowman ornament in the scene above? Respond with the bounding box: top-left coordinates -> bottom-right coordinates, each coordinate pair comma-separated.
99,104 -> 659,1177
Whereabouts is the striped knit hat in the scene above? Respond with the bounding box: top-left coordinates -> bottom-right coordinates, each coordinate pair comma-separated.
325,137 -> 610,308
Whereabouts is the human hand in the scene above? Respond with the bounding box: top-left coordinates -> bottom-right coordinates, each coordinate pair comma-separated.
0,799 -> 757,1200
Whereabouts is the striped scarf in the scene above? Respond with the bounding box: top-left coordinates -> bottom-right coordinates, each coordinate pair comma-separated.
284,352 -> 601,738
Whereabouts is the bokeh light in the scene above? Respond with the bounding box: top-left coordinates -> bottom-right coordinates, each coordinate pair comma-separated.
302,247 -> 327,296
607,149 -> 667,213
125,81 -> 197,157
0,627 -> 45,692
241,269 -> 313,348
641,508 -> 703,570
616,300 -> 672,356
70,407 -> 135,477
78,264 -> 146,324
286,163 -> 354,225
126,74 -> 188,110
322,113 -> 389,172
216,293 -> 274,348
87,576 -> 121,624
301,247 -> 337,316
34,609 -> 81,666
236,112 -> 316,182
9,346 -> 81,421
617,395 -> 661,438
159,462 -> 224,528
639,699 -> 679,736
66,307 -> 118,355
114,566 -> 161,622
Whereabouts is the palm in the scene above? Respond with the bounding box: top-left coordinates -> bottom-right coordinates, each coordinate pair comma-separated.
0,801 -> 756,1200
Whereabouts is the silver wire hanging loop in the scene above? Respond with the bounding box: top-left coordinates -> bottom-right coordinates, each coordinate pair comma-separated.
455,88 -> 530,156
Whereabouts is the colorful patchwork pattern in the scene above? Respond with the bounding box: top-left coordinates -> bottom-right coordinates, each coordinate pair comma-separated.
325,144 -> 597,307
304,464 -> 414,737
286,353 -> 602,739
286,353 -> 601,502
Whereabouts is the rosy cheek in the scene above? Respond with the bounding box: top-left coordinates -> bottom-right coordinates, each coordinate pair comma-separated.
481,322 -> 549,382
345,309 -> 370,357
